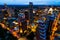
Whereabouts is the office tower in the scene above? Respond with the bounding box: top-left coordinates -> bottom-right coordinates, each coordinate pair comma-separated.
29,2 -> 34,23
24,10 -> 29,20
46,8 -> 59,40
14,8 -> 18,18
4,3 -> 8,9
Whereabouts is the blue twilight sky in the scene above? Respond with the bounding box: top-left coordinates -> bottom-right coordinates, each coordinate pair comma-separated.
0,0 -> 60,5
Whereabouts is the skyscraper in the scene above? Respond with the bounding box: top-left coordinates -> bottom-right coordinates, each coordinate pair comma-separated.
29,2 -> 34,23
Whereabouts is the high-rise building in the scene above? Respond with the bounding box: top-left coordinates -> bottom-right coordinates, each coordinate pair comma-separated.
29,2 -> 34,23
29,2 -> 33,13
36,17 -> 48,40
4,3 -> 8,9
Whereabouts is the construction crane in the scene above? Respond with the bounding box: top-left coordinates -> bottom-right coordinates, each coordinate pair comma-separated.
50,13 -> 60,40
